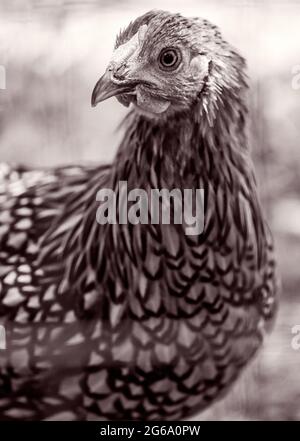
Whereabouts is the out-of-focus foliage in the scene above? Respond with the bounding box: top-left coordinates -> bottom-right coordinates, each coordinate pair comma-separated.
0,0 -> 299,420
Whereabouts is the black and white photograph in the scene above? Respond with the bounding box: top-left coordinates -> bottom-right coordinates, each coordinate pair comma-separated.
0,0 -> 299,427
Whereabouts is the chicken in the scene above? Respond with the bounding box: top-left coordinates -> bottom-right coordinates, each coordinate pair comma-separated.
0,10 -> 277,420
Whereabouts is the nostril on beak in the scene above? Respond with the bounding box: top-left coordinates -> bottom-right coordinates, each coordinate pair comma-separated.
112,63 -> 128,81
113,72 -> 125,81
117,62 -> 127,71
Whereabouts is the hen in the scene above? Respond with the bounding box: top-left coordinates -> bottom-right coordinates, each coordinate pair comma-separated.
0,10 -> 277,420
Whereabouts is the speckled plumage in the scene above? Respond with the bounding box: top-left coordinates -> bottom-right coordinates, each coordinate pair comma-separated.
0,10 -> 277,420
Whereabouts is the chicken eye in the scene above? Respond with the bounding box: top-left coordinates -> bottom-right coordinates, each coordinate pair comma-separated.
158,48 -> 181,71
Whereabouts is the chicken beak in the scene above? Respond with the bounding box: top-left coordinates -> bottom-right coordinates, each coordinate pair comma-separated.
91,70 -> 133,107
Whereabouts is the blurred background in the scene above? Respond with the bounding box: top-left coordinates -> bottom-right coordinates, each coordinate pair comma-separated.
0,0 -> 300,420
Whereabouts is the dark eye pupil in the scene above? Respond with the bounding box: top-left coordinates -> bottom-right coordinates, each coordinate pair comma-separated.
163,52 -> 175,65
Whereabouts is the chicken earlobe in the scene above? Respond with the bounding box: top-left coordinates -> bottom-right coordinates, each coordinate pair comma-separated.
190,54 -> 211,81
135,85 -> 171,114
